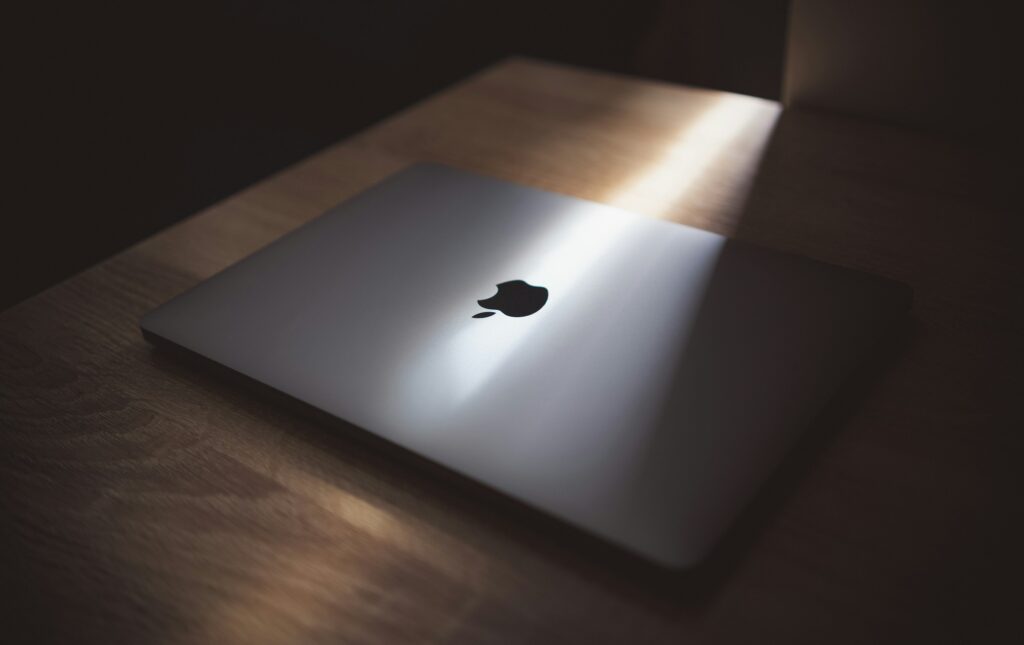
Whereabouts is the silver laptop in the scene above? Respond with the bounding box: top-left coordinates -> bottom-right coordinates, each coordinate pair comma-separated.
142,163 -> 909,568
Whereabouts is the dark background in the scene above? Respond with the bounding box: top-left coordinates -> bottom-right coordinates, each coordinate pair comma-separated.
4,0 -> 788,311
5,0 -> 1020,312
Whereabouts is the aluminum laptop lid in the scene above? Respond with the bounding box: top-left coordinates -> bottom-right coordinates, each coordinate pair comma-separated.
142,163 -> 909,567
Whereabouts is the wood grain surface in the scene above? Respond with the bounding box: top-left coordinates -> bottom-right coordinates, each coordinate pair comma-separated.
1,58 -> 1020,644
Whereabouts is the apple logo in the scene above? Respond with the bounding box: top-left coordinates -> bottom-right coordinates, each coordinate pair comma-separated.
473,280 -> 548,319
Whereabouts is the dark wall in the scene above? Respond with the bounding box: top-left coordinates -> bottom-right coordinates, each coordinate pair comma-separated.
5,1 -> 790,311
636,0 -> 788,100
786,0 -> 1024,150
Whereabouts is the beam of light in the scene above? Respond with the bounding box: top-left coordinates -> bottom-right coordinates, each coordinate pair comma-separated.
178,94 -> 785,643
390,92 -> 779,432
397,204 -> 634,419
602,92 -> 781,229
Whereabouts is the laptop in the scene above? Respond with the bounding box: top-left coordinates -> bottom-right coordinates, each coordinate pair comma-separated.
141,163 -> 910,568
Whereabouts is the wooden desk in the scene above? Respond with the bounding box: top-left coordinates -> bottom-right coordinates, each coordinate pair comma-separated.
1,58 -> 1018,644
